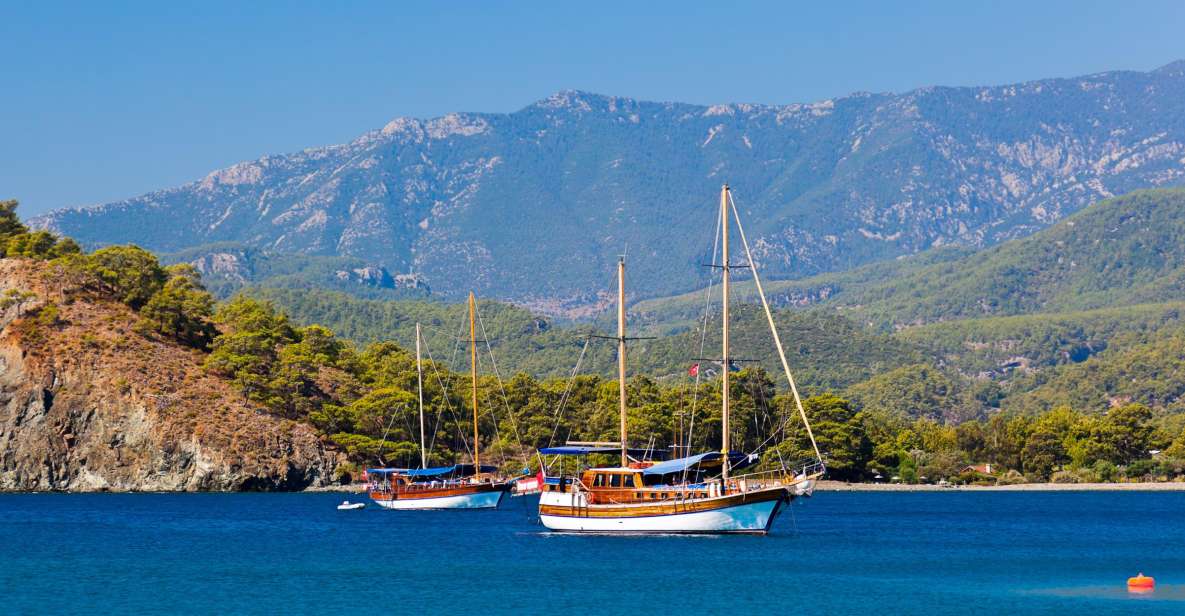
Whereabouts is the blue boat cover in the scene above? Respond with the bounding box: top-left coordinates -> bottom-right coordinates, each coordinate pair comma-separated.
539,446 -> 621,455
365,468 -> 409,476
366,464 -> 496,477
538,446 -> 669,459
642,452 -> 759,475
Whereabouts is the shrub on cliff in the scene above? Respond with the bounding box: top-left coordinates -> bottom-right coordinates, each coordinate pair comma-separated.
204,296 -> 363,421
0,289 -> 37,316
0,200 -> 80,260
86,245 -> 167,309
206,297 -> 298,407
139,265 -> 217,349
0,200 -> 24,238
5,230 -> 80,259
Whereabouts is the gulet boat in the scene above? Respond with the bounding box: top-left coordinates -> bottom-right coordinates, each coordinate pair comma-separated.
368,295 -> 512,510
537,185 -> 825,533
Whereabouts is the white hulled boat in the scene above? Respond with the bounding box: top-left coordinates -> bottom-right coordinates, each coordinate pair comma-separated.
537,185 -> 825,533
368,295 -> 512,509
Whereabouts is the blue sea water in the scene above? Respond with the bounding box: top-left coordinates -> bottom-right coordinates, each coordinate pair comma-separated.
1,491 -> 1183,615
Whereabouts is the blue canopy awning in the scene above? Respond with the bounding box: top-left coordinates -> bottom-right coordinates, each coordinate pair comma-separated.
539,446 -> 619,456
365,468 -> 409,476
366,464 -> 496,478
642,452 -> 759,476
539,446 -> 668,459
403,464 -> 498,477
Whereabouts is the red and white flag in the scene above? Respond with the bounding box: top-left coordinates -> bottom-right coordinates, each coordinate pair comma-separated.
688,363 -> 700,377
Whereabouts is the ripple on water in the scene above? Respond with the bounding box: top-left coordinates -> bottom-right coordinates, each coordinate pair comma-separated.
1024,584 -> 1185,602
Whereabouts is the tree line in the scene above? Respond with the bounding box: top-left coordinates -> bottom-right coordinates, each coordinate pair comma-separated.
5,198 -> 1185,484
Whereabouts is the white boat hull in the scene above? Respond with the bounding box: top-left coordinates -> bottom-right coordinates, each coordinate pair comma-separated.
372,489 -> 505,510
538,492 -> 785,533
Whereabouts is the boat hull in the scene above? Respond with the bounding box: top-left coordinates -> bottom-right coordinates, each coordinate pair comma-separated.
538,488 -> 788,534
370,484 -> 508,510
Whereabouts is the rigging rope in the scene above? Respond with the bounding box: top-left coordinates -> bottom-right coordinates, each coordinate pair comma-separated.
375,410 -> 399,466
727,191 -> 823,462
682,197 -> 715,476
475,302 -> 530,468
421,318 -> 475,462
546,336 -> 591,448
682,194 -> 722,484
541,262 -> 625,456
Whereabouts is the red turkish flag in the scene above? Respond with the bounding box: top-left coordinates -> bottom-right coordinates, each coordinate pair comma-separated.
688,363 -> 700,377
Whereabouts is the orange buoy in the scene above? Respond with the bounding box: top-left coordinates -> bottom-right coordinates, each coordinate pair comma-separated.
1127,573 -> 1155,593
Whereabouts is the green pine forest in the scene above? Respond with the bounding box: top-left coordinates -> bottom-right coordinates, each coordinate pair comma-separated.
9,189 -> 1185,484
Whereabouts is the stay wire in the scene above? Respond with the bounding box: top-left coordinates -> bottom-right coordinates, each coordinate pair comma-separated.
683,192 -> 722,484
421,316 -> 474,462
727,190 -> 822,463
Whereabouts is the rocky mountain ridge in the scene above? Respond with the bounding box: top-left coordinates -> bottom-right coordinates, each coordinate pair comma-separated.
33,61 -> 1185,315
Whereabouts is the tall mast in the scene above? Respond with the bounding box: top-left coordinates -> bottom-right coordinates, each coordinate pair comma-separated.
415,322 -> 426,469
469,292 -> 480,472
720,184 -> 731,482
617,257 -> 628,467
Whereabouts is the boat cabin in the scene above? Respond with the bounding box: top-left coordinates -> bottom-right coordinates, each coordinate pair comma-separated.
570,467 -> 718,503
583,469 -> 641,489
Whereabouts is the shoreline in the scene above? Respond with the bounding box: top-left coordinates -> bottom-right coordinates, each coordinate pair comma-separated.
6,481 -> 1185,494
815,480 -> 1185,492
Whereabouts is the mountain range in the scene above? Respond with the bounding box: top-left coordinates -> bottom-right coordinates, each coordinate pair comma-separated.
32,61 -> 1185,315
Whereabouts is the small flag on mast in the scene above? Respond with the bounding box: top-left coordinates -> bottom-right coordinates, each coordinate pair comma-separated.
688,363 -> 700,377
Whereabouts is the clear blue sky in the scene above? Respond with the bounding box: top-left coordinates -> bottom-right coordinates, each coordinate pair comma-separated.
3,1 -> 1184,216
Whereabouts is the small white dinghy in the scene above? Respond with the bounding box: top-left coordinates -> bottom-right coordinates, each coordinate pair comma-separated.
337,500 -> 366,511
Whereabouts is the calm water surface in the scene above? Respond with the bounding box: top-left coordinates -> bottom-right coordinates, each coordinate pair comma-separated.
2,491 -> 1183,614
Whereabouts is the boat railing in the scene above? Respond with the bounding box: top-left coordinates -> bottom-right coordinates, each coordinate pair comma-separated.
369,478 -> 485,493
730,461 -> 826,493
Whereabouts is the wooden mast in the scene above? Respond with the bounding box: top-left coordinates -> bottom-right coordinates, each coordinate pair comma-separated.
720,184 -> 731,482
416,322 -> 426,469
617,257 -> 628,467
469,292 -> 480,473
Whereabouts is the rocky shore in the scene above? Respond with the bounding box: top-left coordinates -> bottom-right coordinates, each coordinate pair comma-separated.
816,480 -> 1185,492
0,260 -> 344,492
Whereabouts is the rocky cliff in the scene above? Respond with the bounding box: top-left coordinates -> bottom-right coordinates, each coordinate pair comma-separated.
0,259 -> 343,491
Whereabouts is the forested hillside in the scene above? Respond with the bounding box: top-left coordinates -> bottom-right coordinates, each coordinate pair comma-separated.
835,190 -> 1185,326
638,190 -> 1185,329
209,190 -> 1185,428
11,187 -> 1185,488
246,286 -> 922,388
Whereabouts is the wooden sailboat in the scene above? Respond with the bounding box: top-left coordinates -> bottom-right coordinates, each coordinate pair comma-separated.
368,295 -> 512,509
537,185 -> 825,533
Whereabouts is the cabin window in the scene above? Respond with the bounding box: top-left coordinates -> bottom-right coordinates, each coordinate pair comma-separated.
609,474 -> 622,488
593,474 -> 605,487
